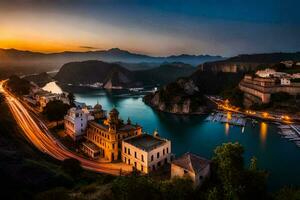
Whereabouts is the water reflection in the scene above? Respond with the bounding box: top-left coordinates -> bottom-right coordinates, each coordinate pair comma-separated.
227,112 -> 232,120
42,81 -> 63,94
260,122 -> 268,145
225,123 -> 230,135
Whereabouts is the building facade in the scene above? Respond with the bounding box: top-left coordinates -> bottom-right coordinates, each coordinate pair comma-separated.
171,153 -> 211,187
64,107 -> 94,141
239,74 -> 300,107
35,90 -> 70,110
84,108 -> 142,161
122,132 -> 172,174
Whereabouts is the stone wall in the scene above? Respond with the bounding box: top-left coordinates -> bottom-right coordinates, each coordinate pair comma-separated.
239,77 -> 300,107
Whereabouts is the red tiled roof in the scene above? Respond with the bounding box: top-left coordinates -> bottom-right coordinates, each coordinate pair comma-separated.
172,153 -> 210,174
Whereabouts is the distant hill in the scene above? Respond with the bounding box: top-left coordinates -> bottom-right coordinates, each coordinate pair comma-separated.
0,48 -> 224,77
200,52 -> 300,73
23,72 -> 54,87
135,62 -> 196,86
54,60 -> 197,88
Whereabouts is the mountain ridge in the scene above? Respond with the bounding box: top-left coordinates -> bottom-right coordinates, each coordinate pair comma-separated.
200,52 -> 300,72
0,47 -> 223,65
54,60 -> 197,88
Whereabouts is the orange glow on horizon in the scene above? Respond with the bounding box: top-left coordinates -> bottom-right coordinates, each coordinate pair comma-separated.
0,39 -> 84,53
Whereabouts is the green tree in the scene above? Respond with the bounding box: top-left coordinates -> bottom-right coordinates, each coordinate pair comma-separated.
111,175 -> 160,200
212,142 -> 244,199
43,100 -> 69,125
67,92 -> 75,107
160,177 -> 194,200
207,187 -> 220,200
7,75 -> 31,95
212,143 -> 268,200
249,156 -> 257,171
274,186 -> 300,200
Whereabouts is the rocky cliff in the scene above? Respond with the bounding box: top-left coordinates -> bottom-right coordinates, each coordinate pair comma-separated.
144,79 -> 210,114
200,52 -> 300,73
144,71 -> 244,114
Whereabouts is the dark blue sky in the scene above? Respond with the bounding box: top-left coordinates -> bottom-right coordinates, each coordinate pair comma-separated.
0,0 -> 299,56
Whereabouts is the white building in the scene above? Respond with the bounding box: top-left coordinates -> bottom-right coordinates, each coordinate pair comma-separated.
292,73 -> 300,79
255,68 -> 276,78
122,132 -> 171,174
280,60 -> 294,68
281,78 -> 291,85
255,68 -> 292,79
35,90 -> 70,109
171,153 -> 211,187
64,107 -> 94,141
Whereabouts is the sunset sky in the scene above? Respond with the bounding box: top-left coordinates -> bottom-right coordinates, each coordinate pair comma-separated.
0,0 -> 299,56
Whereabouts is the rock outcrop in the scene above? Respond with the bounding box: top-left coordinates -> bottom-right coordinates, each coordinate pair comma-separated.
144,79 -> 210,114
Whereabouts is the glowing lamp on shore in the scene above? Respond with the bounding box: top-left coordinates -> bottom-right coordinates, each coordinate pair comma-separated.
281,115 -> 291,121
262,112 -> 269,118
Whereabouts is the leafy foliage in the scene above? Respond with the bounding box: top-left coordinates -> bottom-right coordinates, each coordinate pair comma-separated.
274,186 -> 300,200
43,100 -> 69,122
211,143 -> 268,200
111,174 -> 160,200
67,92 -> 75,107
7,75 -> 31,95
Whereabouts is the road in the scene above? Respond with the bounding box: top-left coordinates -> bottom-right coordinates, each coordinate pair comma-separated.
0,80 -> 132,175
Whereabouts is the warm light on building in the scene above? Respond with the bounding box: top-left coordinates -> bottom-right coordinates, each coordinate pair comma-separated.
281,115 -> 291,121
262,112 -> 269,118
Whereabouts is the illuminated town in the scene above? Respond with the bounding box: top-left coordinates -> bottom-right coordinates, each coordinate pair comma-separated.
0,1 -> 300,199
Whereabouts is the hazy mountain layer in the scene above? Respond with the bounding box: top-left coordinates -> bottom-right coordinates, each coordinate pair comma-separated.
54,60 -> 197,88
0,48 -> 223,76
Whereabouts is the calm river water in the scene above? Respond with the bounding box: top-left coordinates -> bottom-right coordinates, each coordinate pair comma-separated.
44,82 -> 300,190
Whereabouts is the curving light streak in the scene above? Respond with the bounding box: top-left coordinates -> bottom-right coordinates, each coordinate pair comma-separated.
0,80 -> 131,175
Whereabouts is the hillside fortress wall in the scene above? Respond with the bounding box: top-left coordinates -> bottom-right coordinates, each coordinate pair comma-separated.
239,75 -> 300,107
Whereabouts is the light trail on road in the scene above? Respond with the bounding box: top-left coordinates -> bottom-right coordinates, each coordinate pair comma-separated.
0,80 -> 131,175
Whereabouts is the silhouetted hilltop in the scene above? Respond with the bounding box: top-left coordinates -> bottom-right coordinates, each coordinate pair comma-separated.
201,52 -> 300,72
23,72 -> 54,87
0,48 -> 223,78
55,60 -> 197,88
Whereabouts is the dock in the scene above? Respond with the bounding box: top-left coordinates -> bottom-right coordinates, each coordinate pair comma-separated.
278,124 -> 300,147
205,112 -> 246,127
